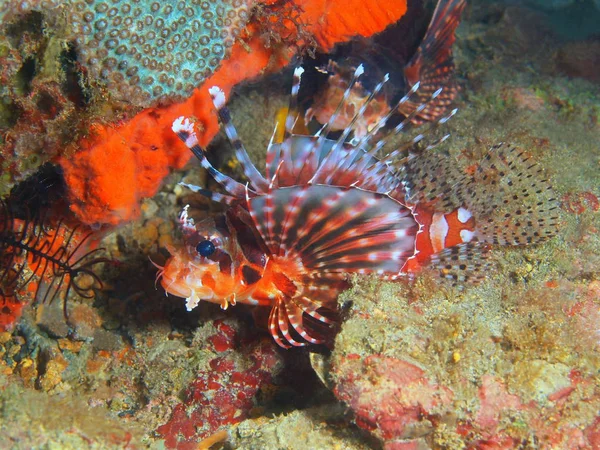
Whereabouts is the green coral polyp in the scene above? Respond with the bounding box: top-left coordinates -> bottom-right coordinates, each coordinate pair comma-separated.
69,0 -> 252,106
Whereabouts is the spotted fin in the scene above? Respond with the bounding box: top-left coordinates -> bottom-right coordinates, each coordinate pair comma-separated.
429,242 -> 492,285
400,0 -> 466,123
401,145 -> 468,212
402,142 -> 560,246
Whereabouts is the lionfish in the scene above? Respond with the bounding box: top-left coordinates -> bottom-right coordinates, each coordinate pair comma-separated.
306,0 -> 466,136
157,2 -> 560,348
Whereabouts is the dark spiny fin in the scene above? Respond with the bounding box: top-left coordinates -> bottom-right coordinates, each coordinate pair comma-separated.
459,144 -> 561,246
403,142 -> 561,246
400,0 -> 466,124
429,242 -> 492,285
208,87 -> 269,193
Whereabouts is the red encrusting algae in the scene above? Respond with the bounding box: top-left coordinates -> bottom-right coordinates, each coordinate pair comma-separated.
155,318 -> 284,450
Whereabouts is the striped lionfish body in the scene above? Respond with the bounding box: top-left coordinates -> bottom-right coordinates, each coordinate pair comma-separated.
158,61 -> 559,348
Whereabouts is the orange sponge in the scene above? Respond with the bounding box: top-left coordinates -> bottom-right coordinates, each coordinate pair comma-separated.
299,0 -> 408,51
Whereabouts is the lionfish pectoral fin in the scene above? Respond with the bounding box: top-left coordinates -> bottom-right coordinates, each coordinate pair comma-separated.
429,241 -> 492,285
400,0 -> 466,123
268,293 -> 337,348
247,185 -> 419,277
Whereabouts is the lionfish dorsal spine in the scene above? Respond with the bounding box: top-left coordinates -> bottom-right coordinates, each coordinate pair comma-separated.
283,66 -> 305,140
208,86 -> 269,193
307,64 -> 366,185
172,116 -> 252,200
321,73 -> 391,185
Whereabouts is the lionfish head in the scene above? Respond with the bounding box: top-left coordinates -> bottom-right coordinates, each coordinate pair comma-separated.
159,207 -> 240,311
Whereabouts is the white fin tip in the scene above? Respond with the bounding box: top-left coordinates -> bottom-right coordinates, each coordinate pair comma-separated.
172,116 -> 193,133
208,86 -> 226,109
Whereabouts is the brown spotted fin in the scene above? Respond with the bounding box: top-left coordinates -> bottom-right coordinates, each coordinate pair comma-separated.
402,142 -> 560,284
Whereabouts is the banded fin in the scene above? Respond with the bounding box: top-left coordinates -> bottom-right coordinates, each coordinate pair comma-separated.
269,295 -> 338,348
208,86 -> 269,193
247,185 -> 418,347
400,0 -> 466,123
429,242 -> 492,285
172,116 -> 256,200
247,185 -> 418,276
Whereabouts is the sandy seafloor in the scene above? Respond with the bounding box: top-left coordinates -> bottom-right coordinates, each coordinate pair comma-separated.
1,1 -> 599,449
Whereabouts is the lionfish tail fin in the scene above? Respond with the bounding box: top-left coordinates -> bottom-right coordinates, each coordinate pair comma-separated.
400,0 -> 466,124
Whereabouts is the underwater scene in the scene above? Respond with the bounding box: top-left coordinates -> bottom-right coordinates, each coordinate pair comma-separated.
0,0 -> 599,448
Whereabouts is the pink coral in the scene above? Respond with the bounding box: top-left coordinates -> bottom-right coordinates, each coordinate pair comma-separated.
156,319 -> 283,450
333,355 -> 453,447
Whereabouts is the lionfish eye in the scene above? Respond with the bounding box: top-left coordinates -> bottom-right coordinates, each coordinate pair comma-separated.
196,240 -> 216,257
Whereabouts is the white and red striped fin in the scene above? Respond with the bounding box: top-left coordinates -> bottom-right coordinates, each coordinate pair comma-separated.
400,0 -> 466,124
268,294 -> 338,348
208,87 -> 269,193
172,117 -> 253,200
246,185 -> 419,276
428,242 -> 492,285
